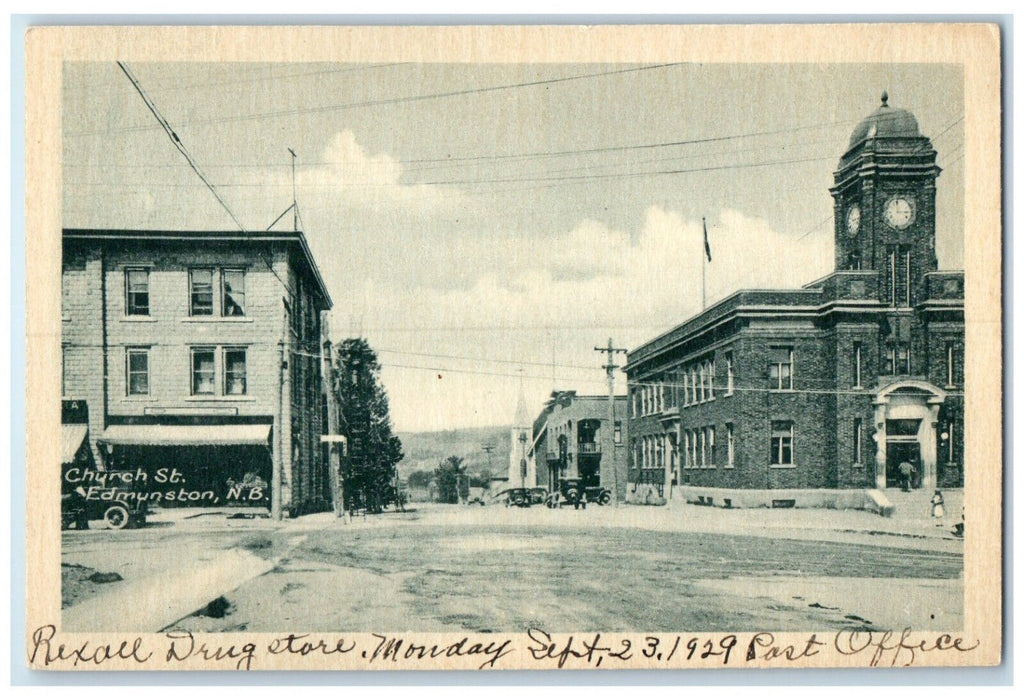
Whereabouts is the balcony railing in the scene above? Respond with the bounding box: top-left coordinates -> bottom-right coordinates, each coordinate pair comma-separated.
577,442 -> 601,454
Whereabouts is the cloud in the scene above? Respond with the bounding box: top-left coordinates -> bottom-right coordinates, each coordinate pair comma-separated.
366,205 -> 834,431
356,204 -> 836,347
315,130 -> 404,186
299,129 -> 463,214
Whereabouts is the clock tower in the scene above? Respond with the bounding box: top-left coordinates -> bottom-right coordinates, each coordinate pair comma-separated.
830,92 -> 941,308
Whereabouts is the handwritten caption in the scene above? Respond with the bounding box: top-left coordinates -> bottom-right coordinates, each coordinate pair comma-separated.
29,625 -> 978,670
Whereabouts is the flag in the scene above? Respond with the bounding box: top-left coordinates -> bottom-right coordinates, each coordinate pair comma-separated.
702,217 -> 712,262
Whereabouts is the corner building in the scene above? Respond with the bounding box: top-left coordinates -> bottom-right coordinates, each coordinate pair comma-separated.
624,95 -> 964,502
61,229 -> 333,517
528,391 -> 628,501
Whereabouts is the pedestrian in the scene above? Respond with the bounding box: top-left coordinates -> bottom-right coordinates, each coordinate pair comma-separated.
930,490 -> 945,518
898,460 -> 914,491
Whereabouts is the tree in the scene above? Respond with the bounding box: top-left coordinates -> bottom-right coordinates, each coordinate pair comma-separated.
407,470 -> 433,489
434,456 -> 469,504
332,338 -> 404,513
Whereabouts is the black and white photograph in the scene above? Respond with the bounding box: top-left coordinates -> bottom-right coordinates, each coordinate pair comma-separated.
24,24 -> 1002,671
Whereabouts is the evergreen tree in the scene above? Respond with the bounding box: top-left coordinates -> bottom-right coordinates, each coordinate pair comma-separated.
435,456 -> 469,504
332,338 -> 404,513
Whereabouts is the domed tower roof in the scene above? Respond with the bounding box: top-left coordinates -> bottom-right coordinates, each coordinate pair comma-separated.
847,92 -> 922,149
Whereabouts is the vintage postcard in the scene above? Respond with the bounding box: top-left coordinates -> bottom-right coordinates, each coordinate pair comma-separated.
24,24 -> 1002,671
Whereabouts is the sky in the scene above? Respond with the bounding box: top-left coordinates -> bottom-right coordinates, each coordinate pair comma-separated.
62,61 -> 965,432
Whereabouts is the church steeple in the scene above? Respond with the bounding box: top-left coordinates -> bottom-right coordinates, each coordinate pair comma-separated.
509,380 -> 535,488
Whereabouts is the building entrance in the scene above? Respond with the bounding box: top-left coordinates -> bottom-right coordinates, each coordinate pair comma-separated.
886,440 -> 922,490
872,381 -> 947,490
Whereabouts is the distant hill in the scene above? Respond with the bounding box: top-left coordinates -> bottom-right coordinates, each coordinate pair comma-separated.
396,425 -> 511,481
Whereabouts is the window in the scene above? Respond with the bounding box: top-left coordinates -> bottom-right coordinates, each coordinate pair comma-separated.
222,269 -> 246,316
853,418 -> 863,464
885,343 -> 910,375
725,352 -> 734,395
946,419 -> 956,463
190,269 -> 215,316
769,347 -> 794,390
126,347 -> 150,396
708,426 -> 716,466
125,268 -> 150,316
61,345 -> 68,397
853,342 -> 863,388
191,347 -> 216,395
904,250 -> 912,306
707,360 -> 715,399
614,421 -> 622,444
682,371 -> 690,405
888,249 -> 897,307
224,348 -> 247,395
726,423 -> 735,467
946,342 -> 957,387
770,421 -> 794,466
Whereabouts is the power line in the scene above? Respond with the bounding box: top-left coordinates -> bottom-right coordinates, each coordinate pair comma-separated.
66,63 -> 685,138
66,152 -> 839,191
117,61 -> 296,299
116,61 -> 246,232
375,347 -> 597,372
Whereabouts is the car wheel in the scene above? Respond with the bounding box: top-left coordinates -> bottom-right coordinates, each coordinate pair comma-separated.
104,504 -> 130,530
598,492 -> 611,506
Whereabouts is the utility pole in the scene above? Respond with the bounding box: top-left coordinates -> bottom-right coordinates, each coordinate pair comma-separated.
482,443 -> 495,479
288,148 -> 298,232
320,312 -> 345,518
594,338 -> 627,506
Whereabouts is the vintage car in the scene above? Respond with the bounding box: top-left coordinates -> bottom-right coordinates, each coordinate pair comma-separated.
61,487 -> 148,530
496,487 -> 547,508
545,479 -> 612,508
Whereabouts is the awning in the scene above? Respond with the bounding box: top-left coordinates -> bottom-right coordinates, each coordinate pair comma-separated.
61,424 -> 89,464
99,424 -> 271,447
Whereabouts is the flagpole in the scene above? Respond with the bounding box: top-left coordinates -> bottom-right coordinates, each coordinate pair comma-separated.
701,217 -> 707,310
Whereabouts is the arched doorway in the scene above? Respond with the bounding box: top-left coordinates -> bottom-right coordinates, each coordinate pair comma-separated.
872,380 -> 948,490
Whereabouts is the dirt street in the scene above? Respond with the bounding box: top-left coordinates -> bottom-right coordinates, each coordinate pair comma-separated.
61,501 -> 965,634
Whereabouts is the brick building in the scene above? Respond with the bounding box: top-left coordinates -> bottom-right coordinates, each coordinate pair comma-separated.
61,229 -> 334,518
624,95 -> 964,504
527,391 -> 628,502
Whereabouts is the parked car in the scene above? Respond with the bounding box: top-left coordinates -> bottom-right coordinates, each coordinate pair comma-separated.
61,487 -> 147,530
497,487 -> 547,508
545,479 -> 612,508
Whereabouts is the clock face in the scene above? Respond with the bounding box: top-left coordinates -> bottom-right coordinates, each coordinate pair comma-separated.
845,205 -> 861,236
884,196 -> 916,229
